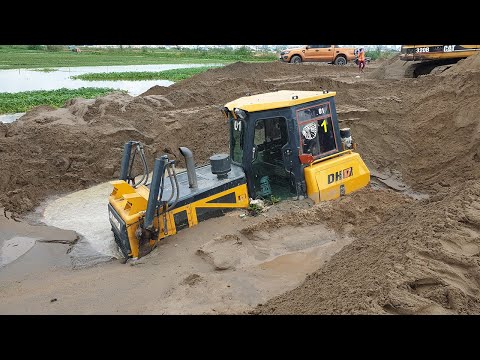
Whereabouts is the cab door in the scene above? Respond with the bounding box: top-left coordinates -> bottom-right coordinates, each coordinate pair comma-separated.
317,45 -> 335,61
304,45 -> 322,61
251,116 -> 296,199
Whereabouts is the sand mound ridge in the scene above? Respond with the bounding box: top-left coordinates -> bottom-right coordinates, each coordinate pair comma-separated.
443,52 -> 480,75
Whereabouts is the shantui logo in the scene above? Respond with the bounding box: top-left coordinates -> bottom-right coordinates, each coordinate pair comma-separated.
328,167 -> 353,184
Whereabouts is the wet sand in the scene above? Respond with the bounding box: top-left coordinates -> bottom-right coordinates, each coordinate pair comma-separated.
0,210 -> 77,271
0,200 -> 353,314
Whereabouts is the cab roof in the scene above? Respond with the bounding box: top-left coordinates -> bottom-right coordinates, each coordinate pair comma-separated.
224,90 -> 336,113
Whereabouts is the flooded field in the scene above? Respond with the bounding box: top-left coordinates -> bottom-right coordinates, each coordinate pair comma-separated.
0,63 -> 222,123
0,63 -> 221,95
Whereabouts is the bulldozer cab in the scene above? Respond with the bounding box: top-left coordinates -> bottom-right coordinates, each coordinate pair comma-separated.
224,90 -> 344,200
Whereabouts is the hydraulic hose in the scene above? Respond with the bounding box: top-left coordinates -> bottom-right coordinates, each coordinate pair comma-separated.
139,143 -> 149,186
165,162 -> 176,204
166,162 -> 180,210
129,143 -> 149,188
152,161 -> 180,237
155,161 -> 180,218
127,148 -> 137,185
159,162 -> 179,210
154,160 -> 179,219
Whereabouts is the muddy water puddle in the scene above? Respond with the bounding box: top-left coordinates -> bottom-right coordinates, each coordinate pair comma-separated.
38,182 -> 120,268
36,169 -> 187,268
24,164 -> 426,271
137,209 -> 355,314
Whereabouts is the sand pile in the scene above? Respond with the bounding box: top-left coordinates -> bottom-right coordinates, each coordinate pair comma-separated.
1,60 -> 479,213
355,72 -> 480,193
253,63 -> 480,314
0,62 -> 357,215
0,91 -> 226,213
443,52 -> 480,75
140,61 -> 357,106
1,60 -> 480,314
256,179 -> 480,314
367,52 -> 480,80
365,54 -> 413,80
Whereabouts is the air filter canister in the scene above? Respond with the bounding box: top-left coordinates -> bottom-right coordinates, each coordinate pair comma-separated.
210,154 -> 231,179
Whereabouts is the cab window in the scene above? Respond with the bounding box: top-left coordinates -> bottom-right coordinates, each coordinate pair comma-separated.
231,119 -> 244,164
297,102 -> 337,157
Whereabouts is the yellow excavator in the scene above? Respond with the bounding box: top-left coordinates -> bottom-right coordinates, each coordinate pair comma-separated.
400,45 -> 480,77
108,90 -> 370,261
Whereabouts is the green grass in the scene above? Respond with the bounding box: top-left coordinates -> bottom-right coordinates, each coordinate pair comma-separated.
71,66 -> 220,82
366,47 -> 399,61
0,88 -> 121,114
0,45 -> 277,70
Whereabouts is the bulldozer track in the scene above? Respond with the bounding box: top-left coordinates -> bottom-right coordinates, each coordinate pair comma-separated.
405,58 -> 462,78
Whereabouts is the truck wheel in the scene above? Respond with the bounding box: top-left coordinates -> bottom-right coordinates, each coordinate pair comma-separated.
290,55 -> 302,64
334,56 -> 347,65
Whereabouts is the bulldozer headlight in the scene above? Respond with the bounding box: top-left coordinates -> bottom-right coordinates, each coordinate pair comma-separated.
220,106 -> 230,119
234,108 -> 247,120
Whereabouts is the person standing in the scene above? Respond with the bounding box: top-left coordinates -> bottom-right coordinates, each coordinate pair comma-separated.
357,48 -> 366,73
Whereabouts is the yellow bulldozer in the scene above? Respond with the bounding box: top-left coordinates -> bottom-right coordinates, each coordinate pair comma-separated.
108,90 -> 370,261
400,45 -> 480,77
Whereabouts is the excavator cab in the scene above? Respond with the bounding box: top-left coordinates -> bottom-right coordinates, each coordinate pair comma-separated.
109,90 -> 370,261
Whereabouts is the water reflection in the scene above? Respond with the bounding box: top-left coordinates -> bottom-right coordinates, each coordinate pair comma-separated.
0,113 -> 25,123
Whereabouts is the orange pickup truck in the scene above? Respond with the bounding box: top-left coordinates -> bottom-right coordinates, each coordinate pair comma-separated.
279,45 -> 357,65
